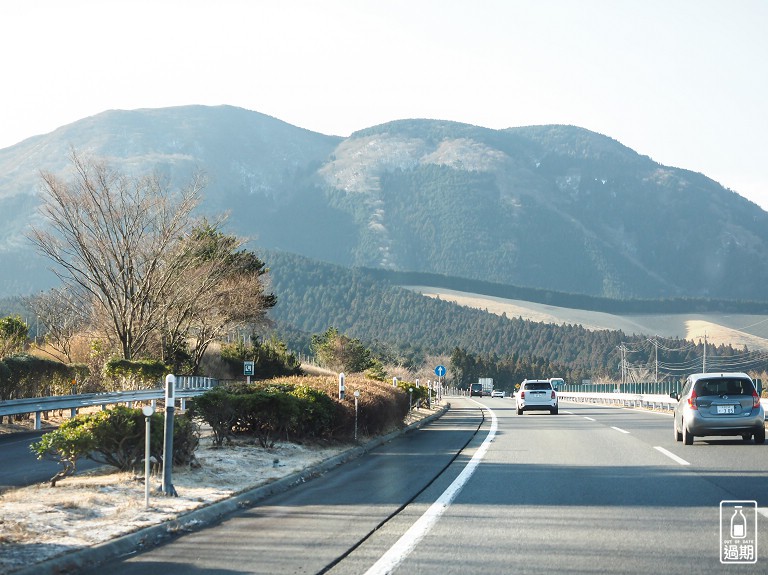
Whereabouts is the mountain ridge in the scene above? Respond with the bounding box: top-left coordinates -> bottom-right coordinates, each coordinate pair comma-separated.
1,105 -> 766,301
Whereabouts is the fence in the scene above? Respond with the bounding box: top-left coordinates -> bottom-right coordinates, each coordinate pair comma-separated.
561,378 -> 763,396
0,376 -> 218,430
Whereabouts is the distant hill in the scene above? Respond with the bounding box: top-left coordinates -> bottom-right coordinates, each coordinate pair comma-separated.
260,250 -> 766,382
2,105 -> 768,301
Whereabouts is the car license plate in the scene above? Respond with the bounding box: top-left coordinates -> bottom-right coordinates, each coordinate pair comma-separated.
717,405 -> 735,414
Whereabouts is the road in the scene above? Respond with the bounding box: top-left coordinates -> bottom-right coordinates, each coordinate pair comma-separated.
65,397 -> 768,573
0,430 -> 101,490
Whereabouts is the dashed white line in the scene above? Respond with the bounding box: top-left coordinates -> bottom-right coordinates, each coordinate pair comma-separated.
583,416 -> 596,421
611,426 -> 630,434
654,446 -> 690,466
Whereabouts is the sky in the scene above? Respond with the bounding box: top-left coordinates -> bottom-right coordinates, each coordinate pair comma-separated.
3,0 -> 767,208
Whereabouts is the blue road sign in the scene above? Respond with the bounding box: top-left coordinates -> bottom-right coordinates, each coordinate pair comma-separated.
434,365 -> 446,377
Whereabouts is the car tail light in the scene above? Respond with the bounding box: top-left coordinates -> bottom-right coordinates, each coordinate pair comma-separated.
520,391 -> 525,399
551,390 -> 556,400
688,390 -> 698,410
753,389 -> 760,409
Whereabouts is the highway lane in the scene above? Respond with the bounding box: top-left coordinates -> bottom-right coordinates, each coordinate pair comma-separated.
77,403 -> 485,575
333,399 -> 767,574
72,398 -> 768,573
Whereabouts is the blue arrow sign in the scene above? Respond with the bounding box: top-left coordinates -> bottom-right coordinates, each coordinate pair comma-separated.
434,365 -> 446,377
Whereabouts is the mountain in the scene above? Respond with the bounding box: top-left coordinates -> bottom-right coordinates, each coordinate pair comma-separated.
1,105 -> 767,301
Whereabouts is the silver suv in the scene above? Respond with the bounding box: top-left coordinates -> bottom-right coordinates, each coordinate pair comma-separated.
671,372 -> 765,445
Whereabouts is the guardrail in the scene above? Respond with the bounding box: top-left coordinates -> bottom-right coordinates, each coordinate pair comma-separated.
558,391 -> 768,411
0,376 -> 218,430
557,391 -> 678,410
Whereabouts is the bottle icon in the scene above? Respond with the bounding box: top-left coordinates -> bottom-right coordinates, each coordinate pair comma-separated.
730,506 -> 747,539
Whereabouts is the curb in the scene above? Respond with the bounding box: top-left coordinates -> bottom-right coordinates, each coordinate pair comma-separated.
13,404 -> 449,575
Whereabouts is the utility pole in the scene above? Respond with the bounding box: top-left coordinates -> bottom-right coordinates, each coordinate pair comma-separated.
703,333 -> 707,372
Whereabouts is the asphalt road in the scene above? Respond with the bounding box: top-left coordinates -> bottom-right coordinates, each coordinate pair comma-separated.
55,398 -> 768,573
0,430 -> 100,490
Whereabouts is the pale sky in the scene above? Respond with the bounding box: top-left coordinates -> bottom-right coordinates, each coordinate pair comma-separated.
3,0 -> 767,208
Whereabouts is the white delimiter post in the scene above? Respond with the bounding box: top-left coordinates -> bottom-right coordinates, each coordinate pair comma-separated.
142,405 -> 155,507
162,374 -> 177,497
339,372 -> 345,400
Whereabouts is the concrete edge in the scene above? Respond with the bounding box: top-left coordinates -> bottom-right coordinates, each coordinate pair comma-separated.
13,403 -> 450,575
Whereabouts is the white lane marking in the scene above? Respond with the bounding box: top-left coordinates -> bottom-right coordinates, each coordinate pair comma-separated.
364,402 -> 498,575
611,426 -> 630,434
562,410 -> 574,415
653,446 -> 690,466
583,416 -> 596,421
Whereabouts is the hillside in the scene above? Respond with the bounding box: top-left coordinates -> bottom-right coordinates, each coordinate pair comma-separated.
261,251 -> 766,383
405,286 -> 768,352
1,106 -> 768,301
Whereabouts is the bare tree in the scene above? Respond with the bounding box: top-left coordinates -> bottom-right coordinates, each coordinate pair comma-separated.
28,151 -> 205,360
24,288 -> 88,362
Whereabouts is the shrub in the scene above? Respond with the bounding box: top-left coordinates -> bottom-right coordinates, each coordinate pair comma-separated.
290,385 -> 336,438
31,406 -> 199,486
187,386 -> 239,446
104,358 -> 170,390
220,336 -> 301,380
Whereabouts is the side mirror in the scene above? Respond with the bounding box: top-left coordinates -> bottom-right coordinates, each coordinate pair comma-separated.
670,392 -> 679,400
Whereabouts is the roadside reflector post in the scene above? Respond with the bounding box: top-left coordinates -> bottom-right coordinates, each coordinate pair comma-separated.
142,404 -> 155,507
162,374 -> 177,497
354,390 -> 360,441
339,372 -> 345,400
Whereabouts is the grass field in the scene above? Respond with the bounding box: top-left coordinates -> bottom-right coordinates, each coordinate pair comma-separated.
405,286 -> 768,351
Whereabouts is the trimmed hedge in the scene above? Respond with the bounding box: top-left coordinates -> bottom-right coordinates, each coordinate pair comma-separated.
31,405 -> 199,486
189,375 -> 410,446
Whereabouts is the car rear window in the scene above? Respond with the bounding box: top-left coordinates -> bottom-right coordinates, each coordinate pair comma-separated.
694,378 -> 754,396
524,382 -> 552,391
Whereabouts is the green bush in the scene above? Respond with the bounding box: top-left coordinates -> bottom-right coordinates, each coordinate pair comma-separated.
220,336 -> 301,380
0,354 -> 85,399
190,376 -> 412,445
397,380 -> 429,406
104,358 -> 170,389
31,406 -> 199,486
187,386 -> 238,446
290,385 -> 336,438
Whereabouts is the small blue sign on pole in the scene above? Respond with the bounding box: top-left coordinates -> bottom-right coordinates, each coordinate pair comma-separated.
244,361 -> 254,376
434,365 -> 446,377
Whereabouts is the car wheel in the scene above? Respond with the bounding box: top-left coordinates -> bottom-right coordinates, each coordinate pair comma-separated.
742,434 -> 752,442
550,407 -> 558,415
517,406 -> 523,415
754,427 -> 766,445
682,421 -> 694,445
674,418 -> 682,442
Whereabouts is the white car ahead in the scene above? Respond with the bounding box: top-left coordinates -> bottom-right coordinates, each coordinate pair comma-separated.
490,390 -> 505,398
516,379 -> 558,415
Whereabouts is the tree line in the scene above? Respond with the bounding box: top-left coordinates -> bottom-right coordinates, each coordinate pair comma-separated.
263,250 -> 766,383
